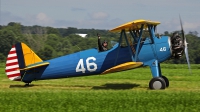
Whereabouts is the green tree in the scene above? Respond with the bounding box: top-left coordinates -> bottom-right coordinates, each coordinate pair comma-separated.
46,27 -> 60,36
7,22 -> 22,39
0,29 -> 18,56
37,45 -> 55,60
0,53 -> 5,62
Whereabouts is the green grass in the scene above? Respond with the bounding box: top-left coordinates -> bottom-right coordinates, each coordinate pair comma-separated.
0,64 -> 200,112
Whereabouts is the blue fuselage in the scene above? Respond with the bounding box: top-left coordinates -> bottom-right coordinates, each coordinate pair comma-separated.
22,36 -> 172,82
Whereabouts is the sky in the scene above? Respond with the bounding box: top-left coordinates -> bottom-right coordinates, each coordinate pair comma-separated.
0,0 -> 200,34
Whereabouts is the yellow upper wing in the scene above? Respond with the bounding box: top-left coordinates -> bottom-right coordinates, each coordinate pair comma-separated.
110,19 -> 160,33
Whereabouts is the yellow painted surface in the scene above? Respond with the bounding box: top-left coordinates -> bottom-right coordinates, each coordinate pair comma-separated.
110,19 -> 160,33
20,62 -> 49,70
101,62 -> 143,74
21,43 -> 43,66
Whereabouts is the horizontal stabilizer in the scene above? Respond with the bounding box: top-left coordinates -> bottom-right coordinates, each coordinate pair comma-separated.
20,62 -> 49,71
102,62 -> 143,74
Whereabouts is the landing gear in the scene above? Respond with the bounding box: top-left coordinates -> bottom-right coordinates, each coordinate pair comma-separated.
149,77 -> 166,90
24,83 -> 31,87
149,60 -> 169,90
161,75 -> 169,87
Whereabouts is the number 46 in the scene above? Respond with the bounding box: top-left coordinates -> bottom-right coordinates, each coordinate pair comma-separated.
76,57 -> 97,73
160,47 -> 166,51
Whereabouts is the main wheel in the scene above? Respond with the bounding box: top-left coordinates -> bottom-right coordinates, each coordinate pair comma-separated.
161,76 -> 169,87
149,77 -> 166,90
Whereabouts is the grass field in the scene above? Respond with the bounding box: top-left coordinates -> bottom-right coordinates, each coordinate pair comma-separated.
0,64 -> 200,112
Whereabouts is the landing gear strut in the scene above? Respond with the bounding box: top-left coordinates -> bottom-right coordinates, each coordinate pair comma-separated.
148,60 -> 169,90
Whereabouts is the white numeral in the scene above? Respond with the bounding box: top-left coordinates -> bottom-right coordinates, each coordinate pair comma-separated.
160,47 -> 166,51
86,57 -> 97,72
76,57 -> 97,73
76,59 -> 86,73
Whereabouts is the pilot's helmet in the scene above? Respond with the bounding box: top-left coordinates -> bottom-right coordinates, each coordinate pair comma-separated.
103,40 -> 108,43
102,40 -> 108,46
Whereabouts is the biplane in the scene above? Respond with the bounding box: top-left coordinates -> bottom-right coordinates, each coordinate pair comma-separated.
5,18 -> 190,90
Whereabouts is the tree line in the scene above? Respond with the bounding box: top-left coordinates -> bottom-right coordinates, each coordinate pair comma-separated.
0,22 -> 200,64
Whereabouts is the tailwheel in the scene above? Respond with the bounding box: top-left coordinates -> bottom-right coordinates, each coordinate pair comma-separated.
24,83 -> 30,87
149,77 -> 166,90
161,76 -> 169,87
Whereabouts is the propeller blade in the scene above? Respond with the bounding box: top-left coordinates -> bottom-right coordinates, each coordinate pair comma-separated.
179,15 -> 191,73
179,15 -> 185,41
184,38 -> 191,73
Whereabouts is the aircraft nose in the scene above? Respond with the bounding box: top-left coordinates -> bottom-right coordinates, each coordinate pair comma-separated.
170,33 -> 184,59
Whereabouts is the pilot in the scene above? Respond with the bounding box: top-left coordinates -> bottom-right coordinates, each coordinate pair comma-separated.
97,33 -> 108,52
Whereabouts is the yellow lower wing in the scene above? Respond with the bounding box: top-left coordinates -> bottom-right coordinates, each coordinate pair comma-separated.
101,62 -> 143,74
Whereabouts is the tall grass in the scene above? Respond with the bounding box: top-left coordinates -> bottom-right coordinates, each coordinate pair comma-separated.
0,64 -> 200,112
0,90 -> 200,112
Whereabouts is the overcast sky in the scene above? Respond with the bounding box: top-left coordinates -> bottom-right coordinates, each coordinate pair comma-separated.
0,0 -> 200,34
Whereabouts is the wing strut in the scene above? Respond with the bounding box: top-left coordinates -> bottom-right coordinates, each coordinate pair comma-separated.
114,29 -> 136,64
135,24 -> 144,61
129,30 -> 138,43
114,30 -> 123,66
148,24 -> 155,44
123,30 -> 134,61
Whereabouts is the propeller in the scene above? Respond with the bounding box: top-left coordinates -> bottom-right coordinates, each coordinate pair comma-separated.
179,15 -> 191,73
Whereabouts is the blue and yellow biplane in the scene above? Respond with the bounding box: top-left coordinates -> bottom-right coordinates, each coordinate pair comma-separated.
5,18 -> 190,90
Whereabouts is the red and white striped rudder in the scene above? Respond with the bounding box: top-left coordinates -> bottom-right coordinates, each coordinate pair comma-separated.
5,46 -> 21,81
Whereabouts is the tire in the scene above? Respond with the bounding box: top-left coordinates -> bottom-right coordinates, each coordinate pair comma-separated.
149,77 -> 166,90
161,76 -> 169,87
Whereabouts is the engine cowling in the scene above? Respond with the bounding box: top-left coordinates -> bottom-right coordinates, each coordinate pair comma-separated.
171,33 -> 184,59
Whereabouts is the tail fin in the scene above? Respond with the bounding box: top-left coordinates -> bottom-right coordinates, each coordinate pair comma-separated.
5,43 -> 43,81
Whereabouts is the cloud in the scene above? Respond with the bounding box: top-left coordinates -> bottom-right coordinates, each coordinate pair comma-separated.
1,11 -> 55,27
53,20 -> 79,28
1,11 -> 24,25
88,12 -> 109,20
183,22 -> 200,35
158,18 -> 200,35
34,13 -> 54,26
157,17 -> 200,35
71,7 -> 86,11
183,22 -> 200,30
1,11 -> 199,35
51,17 -> 124,30
47,11 -> 111,29
1,11 -> 113,29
